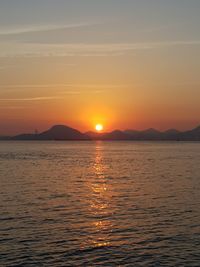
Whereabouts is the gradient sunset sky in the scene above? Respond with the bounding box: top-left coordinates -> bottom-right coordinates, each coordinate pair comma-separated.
0,0 -> 200,135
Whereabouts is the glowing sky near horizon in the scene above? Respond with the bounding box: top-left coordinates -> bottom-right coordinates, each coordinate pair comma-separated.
0,0 -> 200,135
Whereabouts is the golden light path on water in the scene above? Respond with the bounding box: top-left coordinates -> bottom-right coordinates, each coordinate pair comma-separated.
85,142 -> 114,249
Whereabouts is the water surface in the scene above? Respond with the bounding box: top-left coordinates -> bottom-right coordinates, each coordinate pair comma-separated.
0,141 -> 200,266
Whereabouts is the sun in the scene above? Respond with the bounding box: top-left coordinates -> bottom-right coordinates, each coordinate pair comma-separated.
95,124 -> 103,132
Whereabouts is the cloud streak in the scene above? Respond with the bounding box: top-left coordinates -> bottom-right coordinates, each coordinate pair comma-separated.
0,22 -> 96,36
0,96 -> 62,101
0,106 -> 26,109
0,83 -> 129,89
0,88 -> 106,102
0,40 -> 199,58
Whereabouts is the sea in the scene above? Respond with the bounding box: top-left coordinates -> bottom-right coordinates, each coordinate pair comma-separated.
0,141 -> 200,266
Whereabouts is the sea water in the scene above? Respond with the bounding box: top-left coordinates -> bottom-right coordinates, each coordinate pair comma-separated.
0,141 -> 200,266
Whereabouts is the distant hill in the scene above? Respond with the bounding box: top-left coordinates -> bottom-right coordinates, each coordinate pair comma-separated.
137,128 -> 162,140
1,124 -> 200,141
13,125 -> 90,141
85,131 -> 107,140
103,130 -> 130,140
0,136 -> 11,140
86,126 -> 200,141
162,129 -> 181,141
180,126 -> 200,141
86,130 -> 129,140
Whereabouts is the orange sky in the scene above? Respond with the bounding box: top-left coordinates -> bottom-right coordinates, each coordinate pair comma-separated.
0,1 -> 200,135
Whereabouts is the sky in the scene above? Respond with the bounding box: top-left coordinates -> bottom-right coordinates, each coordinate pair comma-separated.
0,0 -> 200,135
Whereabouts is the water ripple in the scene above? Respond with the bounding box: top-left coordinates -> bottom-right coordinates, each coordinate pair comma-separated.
0,141 -> 200,266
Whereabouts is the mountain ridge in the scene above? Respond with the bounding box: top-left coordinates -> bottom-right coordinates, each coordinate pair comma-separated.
12,125 -> 90,141
1,124 -> 200,141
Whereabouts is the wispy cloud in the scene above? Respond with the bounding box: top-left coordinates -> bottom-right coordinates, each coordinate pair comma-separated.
0,83 -> 129,90
0,88 -> 106,101
0,84 -> 76,89
0,106 -> 26,109
0,22 -> 96,36
0,41 -> 199,58
59,90 -> 104,95
0,96 -> 62,101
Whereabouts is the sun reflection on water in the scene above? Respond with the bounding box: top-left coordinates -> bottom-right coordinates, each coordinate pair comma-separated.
86,142 -> 113,248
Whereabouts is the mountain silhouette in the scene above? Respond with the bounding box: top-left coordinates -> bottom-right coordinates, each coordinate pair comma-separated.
0,124 -> 200,141
86,130 -> 129,140
86,126 -> 200,141
137,128 -> 162,140
0,136 -> 11,140
180,125 -> 200,141
13,125 -> 90,141
104,130 -> 130,140
162,129 -> 181,140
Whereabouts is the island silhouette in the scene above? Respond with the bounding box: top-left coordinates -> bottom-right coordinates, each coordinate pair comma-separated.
0,124 -> 200,141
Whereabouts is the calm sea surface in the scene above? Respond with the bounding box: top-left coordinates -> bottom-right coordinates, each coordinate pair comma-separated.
0,141 -> 200,266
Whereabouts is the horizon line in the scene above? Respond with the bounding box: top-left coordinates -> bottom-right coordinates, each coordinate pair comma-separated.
1,123 -> 200,137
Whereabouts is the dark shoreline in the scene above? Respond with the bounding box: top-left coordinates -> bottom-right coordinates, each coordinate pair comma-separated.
1,124 -> 200,141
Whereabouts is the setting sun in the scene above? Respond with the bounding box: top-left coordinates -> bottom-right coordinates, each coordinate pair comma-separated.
95,124 -> 103,132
